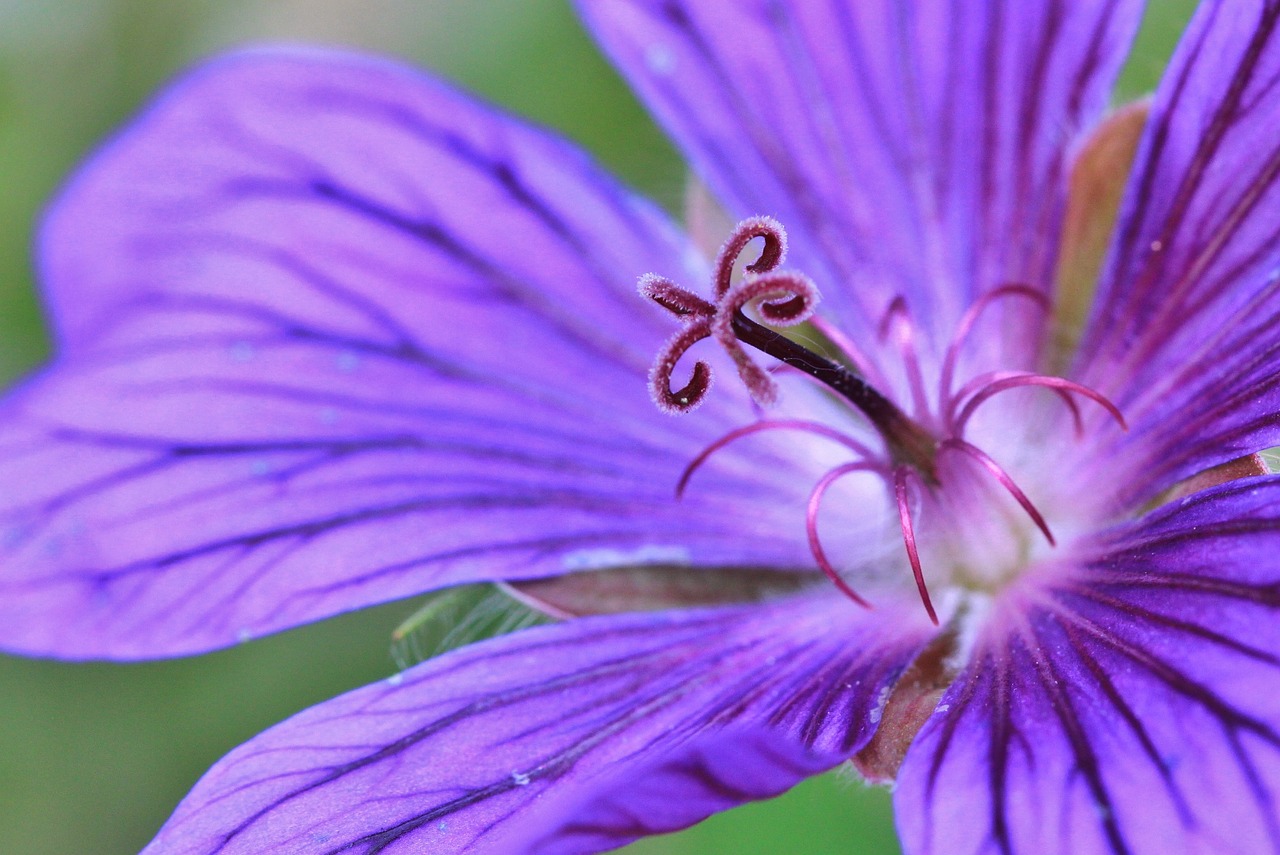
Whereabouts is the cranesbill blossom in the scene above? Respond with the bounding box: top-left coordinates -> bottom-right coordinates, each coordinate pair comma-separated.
5,0 -> 1280,852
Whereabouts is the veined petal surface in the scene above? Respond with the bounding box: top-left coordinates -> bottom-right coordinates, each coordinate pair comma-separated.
0,48 -> 834,659
896,477 -> 1280,855
578,0 -> 1143,361
143,595 -> 936,855
1077,1 -> 1280,501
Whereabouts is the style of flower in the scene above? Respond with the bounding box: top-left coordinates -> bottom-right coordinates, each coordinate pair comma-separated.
2,1 -> 1280,853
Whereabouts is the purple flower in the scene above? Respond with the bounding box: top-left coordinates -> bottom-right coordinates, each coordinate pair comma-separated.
4,0 -> 1280,852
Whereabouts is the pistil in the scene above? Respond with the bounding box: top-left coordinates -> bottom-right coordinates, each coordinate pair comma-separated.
642,215 -> 940,476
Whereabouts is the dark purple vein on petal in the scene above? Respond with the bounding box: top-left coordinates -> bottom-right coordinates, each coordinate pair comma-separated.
1054,618 -> 1195,827
1024,626 -> 1133,855
1064,610 -> 1280,836
1098,3 -> 1280,373
547,740 -> 813,847
646,0 -> 877,321
201,611 -> 850,853
291,80 -> 670,269
199,175 -> 653,376
987,642 -> 1018,855
919,650 -> 988,850
1060,586 -> 1280,666
976,0 -> 1005,303
1100,2 -> 1219,319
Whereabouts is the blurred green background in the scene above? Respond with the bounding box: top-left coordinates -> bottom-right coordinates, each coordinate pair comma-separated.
0,2 -> 1196,853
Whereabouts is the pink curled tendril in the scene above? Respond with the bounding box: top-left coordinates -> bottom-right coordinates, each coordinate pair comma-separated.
639,274 -> 717,414
640,217 -> 819,413
677,416 -> 893,615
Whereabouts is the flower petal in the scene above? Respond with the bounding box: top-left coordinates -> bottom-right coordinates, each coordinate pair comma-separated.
896,476 -> 1280,855
0,48 -> 836,658
142,595 -> 936,854
1076,2 -> 1280,501
577,0 -> 1143,356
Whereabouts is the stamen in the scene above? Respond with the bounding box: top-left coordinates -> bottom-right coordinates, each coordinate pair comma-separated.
894,468 -> 938,625
939,284 -> 1050,401
939,439 -> 1055,546
878,297 -> 932,424
945,370 -> 1083,434
1056,393 -> 1087,438
951,371 -> 1127,436
806,463 -> 879,609
676,419 -> 883,499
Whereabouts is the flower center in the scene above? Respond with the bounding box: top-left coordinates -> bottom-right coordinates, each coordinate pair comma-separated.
642,217 -> 1126,624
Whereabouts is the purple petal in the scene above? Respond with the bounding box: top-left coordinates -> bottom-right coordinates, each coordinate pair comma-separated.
0,47 -> 840,658
1076,2 -> 1280,501
577,0 -> 1142,358
142,594 -> 936,854
896,476 -> 1280,854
